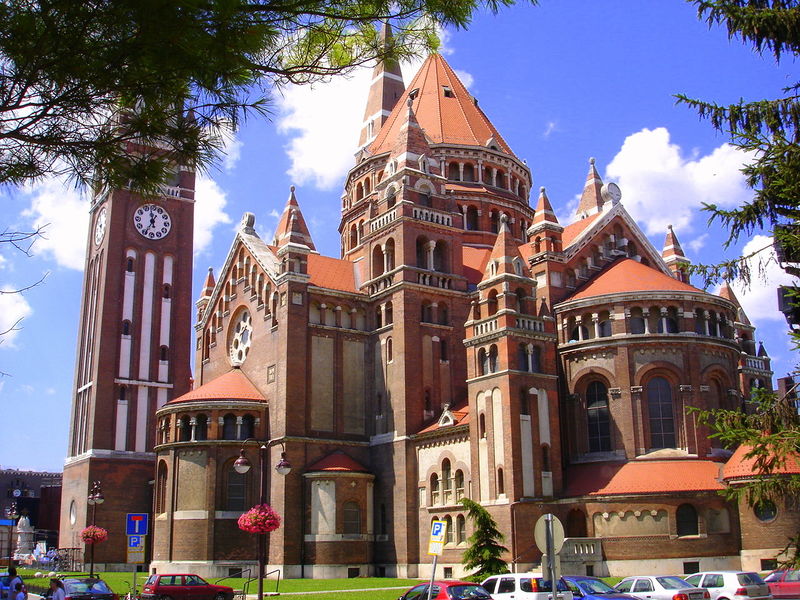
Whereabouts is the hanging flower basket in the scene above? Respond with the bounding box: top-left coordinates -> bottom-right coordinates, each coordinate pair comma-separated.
80,525 -> 108,544
238,504 -> 281,534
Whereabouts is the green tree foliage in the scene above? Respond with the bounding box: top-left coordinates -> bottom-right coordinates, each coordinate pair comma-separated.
0,0 -> 528,194
460,497 -> 509,579
677,0 -> 800,287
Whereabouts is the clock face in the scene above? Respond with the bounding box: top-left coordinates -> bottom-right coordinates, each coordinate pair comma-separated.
94,207 -> 107,246
602,182 -> 622,203
134,204 -> 171,239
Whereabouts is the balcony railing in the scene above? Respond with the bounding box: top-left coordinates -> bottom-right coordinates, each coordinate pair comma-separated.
370,209 -> 397,233
515,317 -> 545,332
412,207 -> 453,227
473,318 -> 498,336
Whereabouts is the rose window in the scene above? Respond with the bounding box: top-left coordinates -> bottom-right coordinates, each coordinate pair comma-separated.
229,310 -> 253,366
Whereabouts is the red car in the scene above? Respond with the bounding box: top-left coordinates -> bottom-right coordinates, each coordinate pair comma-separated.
141,574 -> 234,600
764,570 -> 800,599
398,580 -> 492,600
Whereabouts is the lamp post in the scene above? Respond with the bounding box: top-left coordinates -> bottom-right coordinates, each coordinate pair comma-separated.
5,502 -> 17,566
86,481 -> 104,577
232,441 -> 291,600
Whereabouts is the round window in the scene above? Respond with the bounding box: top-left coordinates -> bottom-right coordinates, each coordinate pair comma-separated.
229,310 -> 253,366
69,500 -> 77,525
754,500 -> 777,522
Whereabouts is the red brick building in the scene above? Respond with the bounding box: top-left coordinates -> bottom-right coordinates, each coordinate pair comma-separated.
64,44 -> 794,577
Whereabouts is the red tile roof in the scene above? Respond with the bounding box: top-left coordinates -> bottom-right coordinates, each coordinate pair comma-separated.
722,444 -> 800,481
369,53 -> 515,156
566,258 -> 704,302
562,213 -> 602,246
307,254 -> 358,293
462,246 -> 491,285
170,369 -> 265,404
418,404 -> 471,434
563,459 -> 724,497
306,450 -> 369,473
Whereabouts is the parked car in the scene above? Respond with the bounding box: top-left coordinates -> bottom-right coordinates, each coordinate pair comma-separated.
562,576 -> 640,600
58,578 -> 117,600
482,573 -> 574,600
763,571 -> 800,600
398,581 -> 492,600
683,572 -> 771,600
615,576 -> 709,600
141,575 -> 234,600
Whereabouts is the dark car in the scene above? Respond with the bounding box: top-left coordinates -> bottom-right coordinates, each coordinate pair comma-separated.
398,580 -> 492,600
60,578 -> 117,600
764,570 -> 800,600
141,575 -> 234,600
563,576 -> 640,600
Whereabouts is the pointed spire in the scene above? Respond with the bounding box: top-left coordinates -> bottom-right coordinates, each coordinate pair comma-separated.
482,214 -> 528,281
718,280 -> 752,325
201,267 -> 215,298
758,341 -> 769,357
538,297 -> 551,318
533,187 -> 560,226
358,22 -> 405,148
575,157 -> 604,217
662,224 -> 691,284
272,186 -> 316,251
390,95 -> 433,167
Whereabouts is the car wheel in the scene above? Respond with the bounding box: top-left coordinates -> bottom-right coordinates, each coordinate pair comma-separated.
214,594 -> 226,600
160,595 -> 173,600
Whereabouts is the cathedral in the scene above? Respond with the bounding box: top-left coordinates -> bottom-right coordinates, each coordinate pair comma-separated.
60,41 -> 798,580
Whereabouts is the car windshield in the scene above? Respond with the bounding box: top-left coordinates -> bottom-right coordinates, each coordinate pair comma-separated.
763,572 -> 785,583
738,573 -> 765,586
64,581 -> 112,594
575,579 -> 616,594
447,585 -> 492,599
657,577 -> 692,590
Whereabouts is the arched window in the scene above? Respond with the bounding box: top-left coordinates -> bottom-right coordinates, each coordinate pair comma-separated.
122,320 -> 131,335
463,163 -> 475,182
676,503 -> 698,536
349,224 -> 358,249
440,339 -> 448,361
375,306 -> 383,329
587,381 -> 611,452
490,210 -> 499,233
466,206 -> 479,230
518,344 -> 529,372
343,502 -> 361,535
240,414 -> 255,440
387,338 -> 393,362
598,319 -> 612,337
520,388 -> 530,416
454,470 -> 465,500
478,349 -> 487,376
222,414 -> 237,440
159,345 -> 169,361
424,389 -> 432,414
126,258 -> 135,272
386,188 -> 396,209
442,459 -> 452,502
119,386 -> 127,401
439,303 -> 449,325
430,473 -> 440,505
155,461 -> 168,514
457,514 -> 466,543
226,468 -> 246,511
630,309 -> 646,334
479,413 -> 487,438
648,376 -> 675,448
372,245 -> 385,279
488,345 -> 498,373
445,515 -> 454,544
179,415 -> 191,442
531,347 -> 541,373
385,302 -> 393,325
448,163 -> 460,180
195,414 -> 208,441
163,284 -> 171,299
487,290 -> 498,316
497,468 -> 505,495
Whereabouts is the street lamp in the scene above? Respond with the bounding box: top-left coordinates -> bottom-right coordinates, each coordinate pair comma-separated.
5,502 -> 18,566
86,481 -> 104,577
232,441 -> 291,600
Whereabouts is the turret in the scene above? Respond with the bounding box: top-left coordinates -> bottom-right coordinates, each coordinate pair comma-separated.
662,224 -> 691,284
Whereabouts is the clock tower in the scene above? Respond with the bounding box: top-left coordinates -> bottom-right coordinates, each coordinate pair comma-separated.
59,165 -> 195,566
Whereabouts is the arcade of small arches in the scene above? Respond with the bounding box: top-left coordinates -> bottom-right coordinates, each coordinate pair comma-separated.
443,158 -> 528,201
562,304 -> 738,343
472,287 -> 535,321
457,204 -> 530,240
156,410 -> 260,445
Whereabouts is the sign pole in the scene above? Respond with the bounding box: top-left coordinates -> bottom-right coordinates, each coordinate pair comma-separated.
426,555 -> 438,600
545,514 -> 555,600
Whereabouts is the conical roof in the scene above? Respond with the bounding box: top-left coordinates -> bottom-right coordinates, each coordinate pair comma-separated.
532,186 -> 561,228
575,157 -> 604,217
169,369 -> 265,404
662,224 -> 687,261
272,186 -> 316,250
483,215 -> 527,280
200,267 -> 215,298
369,53 -> 515,156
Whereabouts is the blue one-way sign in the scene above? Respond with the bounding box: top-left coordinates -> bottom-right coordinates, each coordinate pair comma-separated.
126,513 -> 149,535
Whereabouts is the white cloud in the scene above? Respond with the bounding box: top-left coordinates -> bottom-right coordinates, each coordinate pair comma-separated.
605,127 -> 753,237
687,233 -> 709,254
726,235 -> 796,324
276,42 -> 470,191
219,125 -> 243,172
454,69 -> 474,89
543,121 -> 557,138
20,178 -> 89,270
194,176 -> 232,256
0,288 -> 33,349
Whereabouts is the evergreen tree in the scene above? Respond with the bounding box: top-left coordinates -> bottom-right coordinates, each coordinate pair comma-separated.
0,0 -> 530,193
460,497 -> 509,579
680,1 -> 800,567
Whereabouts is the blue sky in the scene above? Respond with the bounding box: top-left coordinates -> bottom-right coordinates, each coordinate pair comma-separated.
1,1 -> 796,472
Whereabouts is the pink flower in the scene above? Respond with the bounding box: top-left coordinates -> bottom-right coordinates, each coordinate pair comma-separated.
80,525 -> 108,544
237,504 -> 281,534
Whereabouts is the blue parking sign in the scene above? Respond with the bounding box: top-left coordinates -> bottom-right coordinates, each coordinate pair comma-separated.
128,535 -> 143,548
126,513 -> 149,535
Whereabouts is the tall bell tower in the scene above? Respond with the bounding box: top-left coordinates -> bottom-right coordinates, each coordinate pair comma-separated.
60,162 -> 195,566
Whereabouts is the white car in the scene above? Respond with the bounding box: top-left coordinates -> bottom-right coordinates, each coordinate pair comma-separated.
615,576 -> 709,600
683,572 -> 772,600
481,573 -> 574,600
